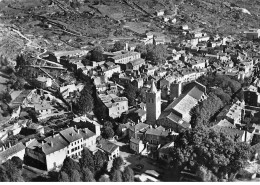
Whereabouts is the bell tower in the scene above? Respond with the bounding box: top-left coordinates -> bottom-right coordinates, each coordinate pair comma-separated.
146,80 -> 161,125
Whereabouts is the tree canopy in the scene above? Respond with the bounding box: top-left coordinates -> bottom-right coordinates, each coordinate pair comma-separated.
79,148 -> 95,173
111,170 -> 123,182
76,85 -> 94,115
112,156 -> 124,171
113,41 -> 125,52
91,46 -> 104,62
103,127 -> 114,139
170,127 -> 253,181
146,44 -> 168,65
191,93 -> 223,128
122,166 -> 134,182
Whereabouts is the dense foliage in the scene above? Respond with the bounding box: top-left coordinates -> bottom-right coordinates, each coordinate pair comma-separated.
170,127 -> 253,181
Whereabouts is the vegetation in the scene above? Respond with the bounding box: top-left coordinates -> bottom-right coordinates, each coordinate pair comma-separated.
113,41 -> 125,52
75,84 -> 94,115
0,157 -> 24,182
90,46 -> 105,62
191,93 -> 223,128
59,147 -> 108,182
170,127 -> 253,181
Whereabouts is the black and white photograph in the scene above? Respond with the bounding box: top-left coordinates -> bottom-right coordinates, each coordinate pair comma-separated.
0,0 -> 259,182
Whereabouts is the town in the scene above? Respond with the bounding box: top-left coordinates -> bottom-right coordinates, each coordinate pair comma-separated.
1,0 -> 260,182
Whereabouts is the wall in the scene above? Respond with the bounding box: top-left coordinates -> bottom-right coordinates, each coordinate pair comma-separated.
46,148 -> 67,171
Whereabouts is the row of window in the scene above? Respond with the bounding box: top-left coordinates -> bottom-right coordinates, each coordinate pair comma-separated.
68,145 -> 83,154
71,139 -> 83,146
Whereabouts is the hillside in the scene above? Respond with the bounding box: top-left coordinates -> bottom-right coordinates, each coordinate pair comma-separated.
0,0 -> 260,60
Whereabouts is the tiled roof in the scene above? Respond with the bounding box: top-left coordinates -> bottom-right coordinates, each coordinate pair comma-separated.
215,119 -> 236,128
98,139 -> 119,154
129,122 -> 149,132
59,127 -> 83,143
130,138 -> 141,144
78,128 -> 96,140
129,58 -> 145,66
0,142 -> 25,162
159,142 -> 174,154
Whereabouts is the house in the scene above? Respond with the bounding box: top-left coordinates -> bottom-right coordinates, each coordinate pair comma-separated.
156,9 -> 164,16
130,138 -> 145,154
53,50 -> 89,62
0,142 -> 26,164
216,100 -> 244,125
10,89 -> 34,108
98,94 -> 128,119
158,141 -> 174,162
78,128 -> 97,148
103,65 -> 121,79
132,78 -> 144,88
108,51 -> 141,65
34,102 -> 56,118
126,58 -> 145,71
243,85 -> 260,107
98,139 -> 120,161
129,122 -> 150,139
35,76 -> 52,89
25,127 -> 85,171
144,125 -> 170,145
245,29 -> 260,40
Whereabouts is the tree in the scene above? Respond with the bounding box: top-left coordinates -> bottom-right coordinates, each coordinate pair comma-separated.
2,160 -> 23,182
15,54 -> 28,70
11,157 -> 23,169
0,165 -> 9,182
99,174 -> 110,182
146,44 -> 167,65
124,83 -> 138,106
79,148 -> 95,173
134,43 -> 147,58
113,41 -> 125,52
82,167 -> 95,182
60,157 -> 80,178
122,166 -> 134,182
112,156 -> 123,171
104,121 -> 113,128
191,93 -> 223,128
91,46 -> 104,62
94,150 -> 107,176
170,127 -> 253,181
0,91 -> 12,104
70,170 -> 82,182
77,85 -> 94,115
58,171 -> 70,182
111,170 -> 123,182
12,78 -> 24,90
103,127 -> 114,139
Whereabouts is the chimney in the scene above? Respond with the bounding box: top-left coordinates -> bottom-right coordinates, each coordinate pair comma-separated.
41,141 -> 44,145
50,141 -> 53,147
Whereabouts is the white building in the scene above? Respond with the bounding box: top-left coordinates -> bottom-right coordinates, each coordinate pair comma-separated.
146,81 -> 161,125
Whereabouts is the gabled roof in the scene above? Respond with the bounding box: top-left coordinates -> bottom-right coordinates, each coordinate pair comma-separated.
129,122 -> 149,132
78,128 -> 96,140
98,139 -> 119,154
130,138 -> 142,144
159,141 -> 174,154
59,127 -> 83,143
215,119 -> 236,128
0,142 -> 25,163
